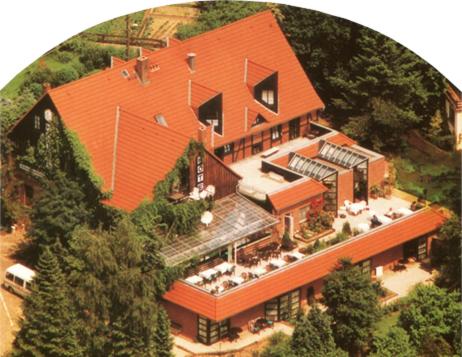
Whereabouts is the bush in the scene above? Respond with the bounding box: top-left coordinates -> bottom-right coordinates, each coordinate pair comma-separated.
51,67 -> 79,87
331,232 -> 348,245
342,221 -> 352,235
281,231 -> 294,251
55,51 -> 73,63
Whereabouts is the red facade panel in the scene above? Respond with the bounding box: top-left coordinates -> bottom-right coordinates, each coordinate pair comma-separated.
163,208 -> 445,321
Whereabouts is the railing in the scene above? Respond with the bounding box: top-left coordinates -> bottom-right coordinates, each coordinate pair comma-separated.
18,163 -> 45,179
181,207 -> 432,297
80,32 -> 166,49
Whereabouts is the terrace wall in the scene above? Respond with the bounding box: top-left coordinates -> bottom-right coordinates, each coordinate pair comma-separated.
368,157 -> 386,189
337,170 -> 354,207
162,300 -> 197,340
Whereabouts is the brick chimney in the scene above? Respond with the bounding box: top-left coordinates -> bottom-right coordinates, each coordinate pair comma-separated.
42,83 -> 51,93
187,53 -> 196,72
197,124 -> 211,148
135,56 -> 150,84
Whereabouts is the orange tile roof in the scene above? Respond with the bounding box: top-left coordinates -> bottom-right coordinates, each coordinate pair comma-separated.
163,208 -> 445,320
327,132 -> 357,146
105,109 -> 191,211
246,59 -> 275,88
268,179 -> 327,213
46,10 -> 324,201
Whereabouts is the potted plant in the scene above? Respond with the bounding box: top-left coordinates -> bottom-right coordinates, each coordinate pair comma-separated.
370,185 -> 382,199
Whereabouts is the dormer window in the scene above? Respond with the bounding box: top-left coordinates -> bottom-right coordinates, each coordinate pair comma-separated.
261,89 -> 274,106
251,114 -> 266,127
254,72 -> 278,112
198,94 -> 223,135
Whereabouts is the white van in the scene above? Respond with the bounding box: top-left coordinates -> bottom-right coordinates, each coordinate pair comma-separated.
3,263 -> 36,298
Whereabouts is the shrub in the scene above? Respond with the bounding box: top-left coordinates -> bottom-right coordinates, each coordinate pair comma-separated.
331,232 -> 348,245
55,51 -> 73,63
281,231 -> 294,251
342,221 -> 352,235
51,67 -> 79,87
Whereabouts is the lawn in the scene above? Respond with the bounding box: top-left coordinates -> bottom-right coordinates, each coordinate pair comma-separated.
392,146 -> 461,211
374,311 -> 399,338
86,10 -> 145,35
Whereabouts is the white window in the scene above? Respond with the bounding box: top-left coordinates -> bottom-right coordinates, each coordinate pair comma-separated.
197,173 -> 204,183
262,89 -> 274,105
34,115 -> 40,130
224,143 -> 233,154
271,125 -> 281,140
197,164 -> 204,173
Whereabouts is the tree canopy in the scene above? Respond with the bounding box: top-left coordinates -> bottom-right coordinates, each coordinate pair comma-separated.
398,284 -> 461,356
13,247 -> 82,357
291,305 -> 345,357
370,327 -> 416,357
322,258 -> 381,355
176,1 -> 269,39
431,216 -> 462,291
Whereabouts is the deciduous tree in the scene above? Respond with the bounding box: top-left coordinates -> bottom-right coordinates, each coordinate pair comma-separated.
370,327 -> 416,357
322,258 -> 380,356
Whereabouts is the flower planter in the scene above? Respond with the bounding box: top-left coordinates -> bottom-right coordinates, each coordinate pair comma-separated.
294,228 -> 335,244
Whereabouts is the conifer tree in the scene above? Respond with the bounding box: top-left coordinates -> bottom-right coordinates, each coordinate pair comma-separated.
291,305 -> 344,357
12,247 -> 82,357
154,306 -> 174,357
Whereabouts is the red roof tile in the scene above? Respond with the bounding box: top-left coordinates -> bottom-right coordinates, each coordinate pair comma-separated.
163,208 -> 445,320
46,11 -> 323,203
246,59 -> 275,88
106,109 -> 191,211
268,179 -> 327,213
327,132 -> 357,146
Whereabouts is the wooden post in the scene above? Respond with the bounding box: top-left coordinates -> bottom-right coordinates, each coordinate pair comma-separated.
125,15 -> 130,60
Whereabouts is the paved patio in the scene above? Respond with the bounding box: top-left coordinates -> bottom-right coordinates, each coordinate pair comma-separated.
331,195 -> 413,238
173,321 -> 294,356
381,261 -> 434,303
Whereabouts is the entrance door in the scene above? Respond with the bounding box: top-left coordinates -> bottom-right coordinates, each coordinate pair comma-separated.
403,240 -> 418,260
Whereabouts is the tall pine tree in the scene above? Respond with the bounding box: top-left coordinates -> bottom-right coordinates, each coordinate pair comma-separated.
154,306 -> 174,357
12,247 -> 82,357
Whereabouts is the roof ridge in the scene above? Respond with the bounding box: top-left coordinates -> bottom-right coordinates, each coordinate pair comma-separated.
179,9 -> 274,45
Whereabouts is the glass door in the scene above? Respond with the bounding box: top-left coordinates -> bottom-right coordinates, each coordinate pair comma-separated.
289,118 -> 300,140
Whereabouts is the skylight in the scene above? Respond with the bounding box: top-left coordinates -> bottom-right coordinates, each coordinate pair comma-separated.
288,153 -> 337,180
318,141 -> 367,168
155,114 -> 168,127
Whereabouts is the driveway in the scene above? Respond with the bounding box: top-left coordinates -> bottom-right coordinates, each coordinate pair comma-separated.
0,230 -> 27,356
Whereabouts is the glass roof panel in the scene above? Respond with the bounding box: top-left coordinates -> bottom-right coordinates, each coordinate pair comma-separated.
318,141 -> 367,168
160,194 -> 279,266
288,153 -> 337,181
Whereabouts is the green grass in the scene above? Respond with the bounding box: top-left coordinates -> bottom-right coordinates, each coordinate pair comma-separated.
374,311 -> 399,338
86,10 -> 145,35
0,62 -> 37,98
392,147 -> 461,208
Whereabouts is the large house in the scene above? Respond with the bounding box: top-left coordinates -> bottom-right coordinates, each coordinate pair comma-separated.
445,83 -> 462,151
8,11 -> 446,347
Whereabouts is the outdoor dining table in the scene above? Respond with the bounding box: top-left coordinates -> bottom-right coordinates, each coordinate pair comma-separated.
377,215 -> 393,225
397,207 -> 413,216
357,223 -> 370,233
229,276 -> 244,285
251,267 -> 267,277
199,268 -> 218,280
185,275 -> 203,285
215,261 -> 234,274
287,251 -> 305,260
269,258 -> 286,268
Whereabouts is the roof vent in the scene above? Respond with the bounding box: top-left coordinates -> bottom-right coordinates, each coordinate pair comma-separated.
121,69 -> 130,79
187,52 -> 196,72
135,56 -> 150,84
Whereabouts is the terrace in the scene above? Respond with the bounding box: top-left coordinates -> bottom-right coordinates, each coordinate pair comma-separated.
229,125 -> 337,200
176,191 -> 424,296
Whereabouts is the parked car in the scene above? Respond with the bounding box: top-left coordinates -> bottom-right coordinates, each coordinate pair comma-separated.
3,263 -> 36,298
